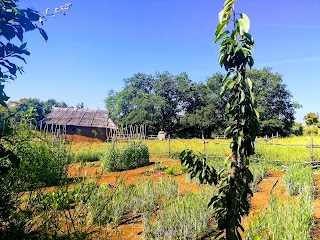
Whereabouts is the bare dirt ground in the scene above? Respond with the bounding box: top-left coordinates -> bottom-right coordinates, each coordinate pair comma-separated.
67,159 -> 286,239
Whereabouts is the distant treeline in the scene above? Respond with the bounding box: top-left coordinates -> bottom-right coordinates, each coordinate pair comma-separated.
106,67 -> 300,138
0,98 -> 84,124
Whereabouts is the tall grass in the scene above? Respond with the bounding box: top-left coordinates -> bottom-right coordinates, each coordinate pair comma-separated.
72,150 -> 104,163
87,178 -> 179,226
246,164 -> 315,239
143,188 -> 216,239
70,136 -> 320,163
284,164 -> 315,196
102,141 -> 150,171
246,194 -> 314,240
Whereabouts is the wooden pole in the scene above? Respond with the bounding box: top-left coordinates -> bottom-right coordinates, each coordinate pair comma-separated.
168,134 -> 171,157
311,137 -> 314,163
202,134 -> 206,157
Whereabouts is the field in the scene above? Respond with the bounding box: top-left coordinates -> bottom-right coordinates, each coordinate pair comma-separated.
6,135 -> 320,239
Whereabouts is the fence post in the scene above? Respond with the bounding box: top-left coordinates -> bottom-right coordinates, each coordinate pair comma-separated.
311,137 -> 314,163
168,134 -> 171,157
202,134 -> 206,157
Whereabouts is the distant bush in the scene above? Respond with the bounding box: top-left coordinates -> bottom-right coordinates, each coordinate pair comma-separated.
303,125 -> 318,136
102,141 -> 150,172
72,150 -> 104,163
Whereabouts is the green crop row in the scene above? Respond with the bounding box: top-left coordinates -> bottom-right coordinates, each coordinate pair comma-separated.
246,164 -> 315,239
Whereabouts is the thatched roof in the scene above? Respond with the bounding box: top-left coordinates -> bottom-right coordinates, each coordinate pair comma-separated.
40,107 -> 117,129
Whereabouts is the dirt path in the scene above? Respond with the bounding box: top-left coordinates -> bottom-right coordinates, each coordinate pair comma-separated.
242,170 -> 286,235
311,173 -> 320,239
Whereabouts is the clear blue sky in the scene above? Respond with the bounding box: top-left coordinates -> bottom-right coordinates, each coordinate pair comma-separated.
5,0 -> 320,123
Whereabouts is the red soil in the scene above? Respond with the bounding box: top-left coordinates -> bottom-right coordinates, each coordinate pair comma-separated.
65,134 -> 103,143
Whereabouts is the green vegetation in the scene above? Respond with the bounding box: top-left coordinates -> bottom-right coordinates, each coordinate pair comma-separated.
284,164 -> 314,196
87,178 -> 179,225
144,189 -> 216,239
106,67 -> 298,138
246,194 -> 314,240
72,150 -> 104,163
102,141 -> 150,172
246,164 -> 315,239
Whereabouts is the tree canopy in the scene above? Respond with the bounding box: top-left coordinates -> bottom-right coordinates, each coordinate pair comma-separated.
105,68 -> 298,138
304,112 -> 319,126
0,98 -> 69,124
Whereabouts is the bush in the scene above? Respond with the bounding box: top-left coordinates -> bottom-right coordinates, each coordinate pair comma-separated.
72,150 -> 104,163
102,141 -> 150,172
303,125 -> 318,136
6,130 -> 71,190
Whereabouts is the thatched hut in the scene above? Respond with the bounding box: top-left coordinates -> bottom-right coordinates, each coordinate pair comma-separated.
39,107 -> 117,141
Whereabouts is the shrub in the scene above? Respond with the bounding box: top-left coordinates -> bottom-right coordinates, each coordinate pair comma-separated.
303,125 -> 318,136
102,141 -> 150,172
72,150 -> 104,163
6,129 -> 71,190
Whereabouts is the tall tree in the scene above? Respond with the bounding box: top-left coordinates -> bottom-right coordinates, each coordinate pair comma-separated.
248,67 -> 296,136
304,112 -> 319,125
181,73 -> 227,137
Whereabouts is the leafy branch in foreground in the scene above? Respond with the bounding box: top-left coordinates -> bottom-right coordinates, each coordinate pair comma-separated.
181,0 -> 259,239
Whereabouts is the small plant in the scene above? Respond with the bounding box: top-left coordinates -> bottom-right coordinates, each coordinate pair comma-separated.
102,141 -> 150,172
154,162 -> 166,170
165,165 -> 176,175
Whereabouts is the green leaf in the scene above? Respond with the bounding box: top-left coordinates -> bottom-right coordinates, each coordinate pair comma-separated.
240,13 -> 250,32
253,236 -> 261,240
237,14 -> 250,35
246,78 -> 252,90
218,9 -> 224,24
38,28 -> 48,41
215,22 -> 227,39
215,30 -> 229,44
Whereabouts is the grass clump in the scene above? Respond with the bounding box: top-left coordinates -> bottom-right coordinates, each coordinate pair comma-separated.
246,194 -> 313,240
102,141 -> 150,172
144,189 -> 215,239
246,163 -> 314,239
284,164 -> 314,196
87,178 -> 179,226
72,150 -> 104,163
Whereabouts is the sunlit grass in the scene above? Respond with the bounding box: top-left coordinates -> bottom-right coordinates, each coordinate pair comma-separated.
69,135 -> 320,163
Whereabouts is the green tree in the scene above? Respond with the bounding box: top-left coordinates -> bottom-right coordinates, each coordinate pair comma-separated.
0,98 -> 68,124
248,68 -> 298,136
292,122 -> 303,136
105,72 -> 194,135
0,2 -> 71,237
304,112 -> 319,125
181,73 -> 227,137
